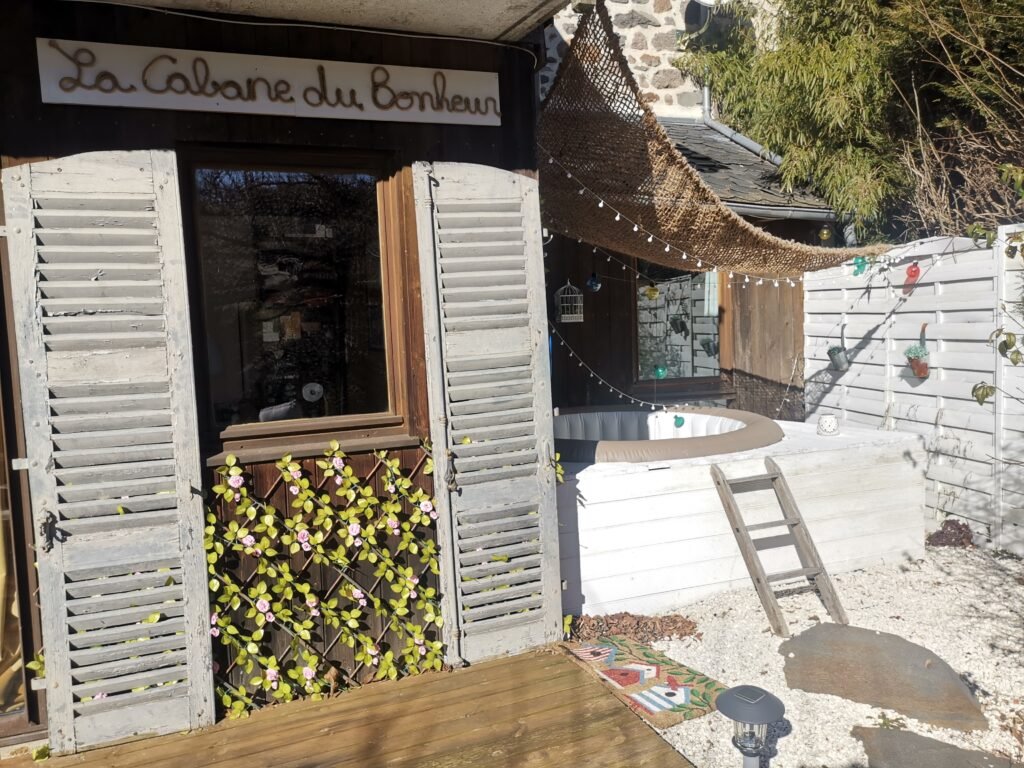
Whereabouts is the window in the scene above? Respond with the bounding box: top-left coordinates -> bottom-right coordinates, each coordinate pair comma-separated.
636,261 -> 720,381
192,160 -> 390,438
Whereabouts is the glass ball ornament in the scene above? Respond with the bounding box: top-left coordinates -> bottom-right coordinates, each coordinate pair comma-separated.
653,364 -> 668,380
818,224 -> 833,242
906,262 -> 921,280
586,272 -> 602,292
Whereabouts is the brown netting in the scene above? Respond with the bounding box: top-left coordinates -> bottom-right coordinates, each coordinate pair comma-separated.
537,0 -> 886,277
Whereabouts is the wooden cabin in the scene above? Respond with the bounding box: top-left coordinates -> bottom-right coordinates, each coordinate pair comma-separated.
0,0 -> 568,753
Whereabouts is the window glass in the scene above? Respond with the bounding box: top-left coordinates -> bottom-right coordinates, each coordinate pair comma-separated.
193,166 -> 388,432
636,261 -> 720,380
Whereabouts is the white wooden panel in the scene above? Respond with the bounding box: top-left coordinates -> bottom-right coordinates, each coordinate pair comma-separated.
804,230 -> 1024,553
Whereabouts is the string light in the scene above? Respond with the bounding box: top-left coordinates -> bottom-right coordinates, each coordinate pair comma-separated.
539,145 -> 806,287
550,324 -> 674,411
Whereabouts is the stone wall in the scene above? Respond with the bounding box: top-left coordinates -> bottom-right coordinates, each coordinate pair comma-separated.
540,0 -> 704,117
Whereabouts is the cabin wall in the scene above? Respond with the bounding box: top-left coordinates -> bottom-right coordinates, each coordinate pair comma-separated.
546,228 -> 811,419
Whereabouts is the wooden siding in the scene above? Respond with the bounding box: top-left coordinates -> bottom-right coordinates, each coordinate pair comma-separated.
803,233 -> 1024,554
545,234 -> 808,417
0,0 -> 538,170
4,650 -> 695,768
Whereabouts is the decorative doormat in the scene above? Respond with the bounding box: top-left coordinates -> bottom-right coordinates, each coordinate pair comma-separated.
568,635 -> 726,729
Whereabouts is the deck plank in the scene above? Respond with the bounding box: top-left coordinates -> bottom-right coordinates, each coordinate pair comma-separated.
8,650 -> 695,768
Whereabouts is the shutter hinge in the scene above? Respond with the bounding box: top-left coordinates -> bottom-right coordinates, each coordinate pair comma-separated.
10,458 -> 28,471
30,677 -> 45,691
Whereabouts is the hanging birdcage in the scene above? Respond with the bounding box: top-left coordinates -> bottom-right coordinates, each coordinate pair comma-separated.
555,280 -> 584,323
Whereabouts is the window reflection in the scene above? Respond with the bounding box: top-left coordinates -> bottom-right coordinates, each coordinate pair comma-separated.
193,167 -> 389,433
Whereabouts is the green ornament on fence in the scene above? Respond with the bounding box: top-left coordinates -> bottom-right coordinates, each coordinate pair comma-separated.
653,364 -> 668,380
674,415 -> 686,428
852,255 -> 868,276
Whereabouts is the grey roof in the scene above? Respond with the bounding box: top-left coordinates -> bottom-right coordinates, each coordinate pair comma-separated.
659,117 -> 831,216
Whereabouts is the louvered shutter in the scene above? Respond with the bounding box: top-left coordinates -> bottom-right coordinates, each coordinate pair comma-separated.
2,151 -> 214,752
412,162 -> 561,663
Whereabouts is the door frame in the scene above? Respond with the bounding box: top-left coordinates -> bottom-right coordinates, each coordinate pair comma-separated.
0,156 -> 47,743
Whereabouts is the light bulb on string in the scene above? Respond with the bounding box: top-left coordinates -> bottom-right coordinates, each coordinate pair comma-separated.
615,213 -> 621,221
728,272 -> 734,278
598,200 -> 604,208
696,259 -> 702,267
744,275 -> 750,283
578,188 -> 585,195
665,244 -> 671,252
633,224 -> 639,232
566,171 -> 572,179
647,235 -> 654,243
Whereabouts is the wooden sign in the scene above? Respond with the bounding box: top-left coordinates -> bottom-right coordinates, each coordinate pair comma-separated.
36,38 -> 502,126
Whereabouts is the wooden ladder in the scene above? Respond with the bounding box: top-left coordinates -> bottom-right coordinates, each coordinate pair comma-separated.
710,457 -> 849,637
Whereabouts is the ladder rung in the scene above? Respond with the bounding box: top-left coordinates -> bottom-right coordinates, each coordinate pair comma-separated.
746,518 -> 799,532
766,567 -> 820,583
728,473 -> 779,492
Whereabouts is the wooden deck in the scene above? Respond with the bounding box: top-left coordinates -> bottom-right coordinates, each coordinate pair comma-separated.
7,649 -> 696,767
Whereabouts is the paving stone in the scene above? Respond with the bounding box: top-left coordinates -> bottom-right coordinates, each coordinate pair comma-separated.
780,624 -> 988,732
853,727 -> 1012,768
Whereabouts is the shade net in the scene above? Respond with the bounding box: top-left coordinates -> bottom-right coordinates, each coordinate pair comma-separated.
537,0 -> 884,277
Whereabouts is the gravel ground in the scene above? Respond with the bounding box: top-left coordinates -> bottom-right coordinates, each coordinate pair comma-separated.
656,548 -> 1024,768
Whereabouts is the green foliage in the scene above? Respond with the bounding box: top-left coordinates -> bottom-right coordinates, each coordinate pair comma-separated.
206,443 -> 444,718
904,343 -> 929,360
25,650 -> 45,680
30,745 -> 50,762
676,0 -> 1024,237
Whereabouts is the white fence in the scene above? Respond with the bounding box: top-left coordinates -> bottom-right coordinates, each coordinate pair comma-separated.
803,227 -> 1024,555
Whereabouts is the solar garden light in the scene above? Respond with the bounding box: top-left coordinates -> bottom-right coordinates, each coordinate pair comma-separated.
716,685 -> 786,768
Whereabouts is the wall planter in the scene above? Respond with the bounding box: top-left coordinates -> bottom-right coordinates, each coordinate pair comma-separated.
828,345 -> 850,371
905,343 -> 930,378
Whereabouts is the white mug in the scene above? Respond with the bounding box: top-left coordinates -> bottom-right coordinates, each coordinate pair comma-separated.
816,414 -> 840,436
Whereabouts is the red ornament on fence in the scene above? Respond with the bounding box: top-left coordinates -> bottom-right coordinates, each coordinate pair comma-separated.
903,262 -> 921,295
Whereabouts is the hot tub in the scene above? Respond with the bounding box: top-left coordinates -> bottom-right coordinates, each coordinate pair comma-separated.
553,407 -> 785,463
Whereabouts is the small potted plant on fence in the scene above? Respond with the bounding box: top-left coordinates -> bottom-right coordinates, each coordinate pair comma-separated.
827,345 -> 850,371
905,343 -> 930,378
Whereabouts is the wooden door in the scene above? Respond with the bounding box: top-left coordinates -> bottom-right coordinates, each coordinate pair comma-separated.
412,162 -> 562,663
1,151 -> 214,753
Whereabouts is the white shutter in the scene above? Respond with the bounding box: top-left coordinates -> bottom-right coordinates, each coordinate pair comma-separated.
413,162 -> 561,663
2,151 -> 214,752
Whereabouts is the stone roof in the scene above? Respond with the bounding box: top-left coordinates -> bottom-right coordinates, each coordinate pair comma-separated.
659,116 -> 832,215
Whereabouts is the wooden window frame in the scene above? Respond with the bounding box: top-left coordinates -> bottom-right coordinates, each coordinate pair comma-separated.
180,147 -> 423,462
628,258 -> 735,401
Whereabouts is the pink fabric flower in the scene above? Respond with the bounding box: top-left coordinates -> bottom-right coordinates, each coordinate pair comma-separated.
301,541 -> 312,552
386,484 -> 396,494
94,692 -> 108,700
354,537 -> 363,547
348,522 -> 361,536
332,456 -> 345,470
290,469 -> 302,480
387,518 -> 399,529
265,612 -> 275,623
289,485 -> 299,496
410,576 -> 419,585
302,666 -> 316,681
306,595 -> 319,607
359,598 -> 367,607
241,535 -> 255,547
311,607 -> 320,617
334,475 -> 343,486
265,668 -> 279,682
419,500 -> 434,514
419,645 -> 427,656
210,612 -> 218,626
228,474 -> 244,489
234,492 -> 241,503
253,548 -> 262,557
409,590 -> 417,599
210,627 -> 220,638
255,598 -> 270,613
352,588 -> 364,600
297,529 -> 310,543
429,509 -> 438,520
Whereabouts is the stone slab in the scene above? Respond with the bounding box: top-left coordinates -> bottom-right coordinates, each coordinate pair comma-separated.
853,727 -> 1012,768
780,624 -> 987,732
